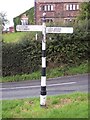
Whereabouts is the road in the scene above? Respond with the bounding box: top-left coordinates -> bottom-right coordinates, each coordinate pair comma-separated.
0,74 -> 89,100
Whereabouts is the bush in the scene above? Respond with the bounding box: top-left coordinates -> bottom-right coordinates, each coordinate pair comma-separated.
2,26 -> 88,76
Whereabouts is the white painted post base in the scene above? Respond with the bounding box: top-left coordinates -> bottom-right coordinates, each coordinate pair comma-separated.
40,95 -> 46,106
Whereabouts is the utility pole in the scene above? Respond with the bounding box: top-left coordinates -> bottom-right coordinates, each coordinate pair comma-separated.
40,13 -> 47,106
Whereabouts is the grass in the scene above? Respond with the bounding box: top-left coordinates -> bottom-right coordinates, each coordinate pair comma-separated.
2,92 -> 88,118
0,101 -> 2,120
2,32 -> 37,43
47,61 -> 88,78
1,61 -> 88,83
2,32 -> 26,43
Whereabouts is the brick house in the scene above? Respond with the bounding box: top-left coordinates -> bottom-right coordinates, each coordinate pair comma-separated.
34,0 -> 87,24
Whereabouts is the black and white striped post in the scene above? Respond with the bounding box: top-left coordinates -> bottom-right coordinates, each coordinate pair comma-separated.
40,13 -> 47,106
16,14 -> 73,107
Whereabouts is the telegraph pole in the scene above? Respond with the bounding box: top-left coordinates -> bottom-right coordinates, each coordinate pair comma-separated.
40,13 -> 47,106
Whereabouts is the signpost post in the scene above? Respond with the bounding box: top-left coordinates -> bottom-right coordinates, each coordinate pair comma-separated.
16,13 -> 73,107
40,13 -> 47,106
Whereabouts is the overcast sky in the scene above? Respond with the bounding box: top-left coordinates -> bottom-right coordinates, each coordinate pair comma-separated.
0,0 -> 34,27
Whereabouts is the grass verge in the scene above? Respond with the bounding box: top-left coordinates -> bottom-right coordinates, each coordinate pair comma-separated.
2,32 -> 37,43
2,92 -> 88,118
1,61 -> 88,83
3,32 -> 26,43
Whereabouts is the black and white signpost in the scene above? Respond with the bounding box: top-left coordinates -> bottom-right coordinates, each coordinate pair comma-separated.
16,13 -> 73,106
40,13 -> 47,106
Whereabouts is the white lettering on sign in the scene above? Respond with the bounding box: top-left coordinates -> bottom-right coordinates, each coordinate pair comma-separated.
46,27 -> 73,33
16,25 -> 43,32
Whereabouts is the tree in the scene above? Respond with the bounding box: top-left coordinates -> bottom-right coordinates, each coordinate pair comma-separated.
0,12 -> 9,26
0,12 -> 9,32
78,2 -> 90,20
76,2 -> 90,32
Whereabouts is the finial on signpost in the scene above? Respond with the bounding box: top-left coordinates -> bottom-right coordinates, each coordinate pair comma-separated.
42,12 -> 46,22
43,12 -> 46,17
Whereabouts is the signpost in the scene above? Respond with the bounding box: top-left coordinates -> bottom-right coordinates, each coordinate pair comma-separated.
16,25 -> 42,32
46,27 -> 73,34
16,13 -> 73,107
16,25 -> 73,33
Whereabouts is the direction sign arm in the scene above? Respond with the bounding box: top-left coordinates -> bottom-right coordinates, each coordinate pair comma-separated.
46,27 -> 73,34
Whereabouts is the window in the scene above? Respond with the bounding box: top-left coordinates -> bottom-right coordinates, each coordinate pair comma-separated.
21,19 -> 28,25
46,19 -> 53,23
66,4 -> 79,11
44,5 -> 47,11
42,6 -> 45,11
66,4 -> 69,10
70,5 -> 72,10
48,5 -> 53,11
73,5 -> 75,10
48,5 -> 50,11
41,5 -> 54,11
51,5 -> 54,11
77,4 -> 79,10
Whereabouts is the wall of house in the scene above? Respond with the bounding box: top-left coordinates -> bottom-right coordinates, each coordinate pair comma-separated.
35,1 -> 81,24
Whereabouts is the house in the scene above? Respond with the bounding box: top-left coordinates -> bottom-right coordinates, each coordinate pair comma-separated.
20,14 -> 29,25
9,26 -> 14,33
34,0 -> 87,24
13,7 -> 34,31
2,26 -> 14,33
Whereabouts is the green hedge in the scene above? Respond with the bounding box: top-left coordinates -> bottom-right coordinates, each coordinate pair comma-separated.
2,26 -> 88,76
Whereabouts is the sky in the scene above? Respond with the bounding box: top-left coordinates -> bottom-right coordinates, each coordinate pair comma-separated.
0,0 -> 34,27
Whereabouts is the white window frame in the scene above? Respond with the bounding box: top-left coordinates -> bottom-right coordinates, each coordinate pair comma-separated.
51,5 -> 53,11
42,4 -> 53,11
77,4 -> 79,10
70,4 -> 72,10
73,5 -> 76,10
44,5 -> 47,11
48,5 -> 50,11
66,4 -> 69,10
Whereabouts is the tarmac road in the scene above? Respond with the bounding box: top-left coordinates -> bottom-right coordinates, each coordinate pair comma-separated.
0,74 -> 89,100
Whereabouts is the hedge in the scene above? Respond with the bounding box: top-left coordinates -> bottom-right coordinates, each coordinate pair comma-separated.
2,25 -> 89,76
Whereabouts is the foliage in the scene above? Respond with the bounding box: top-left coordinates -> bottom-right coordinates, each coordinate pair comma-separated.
0,12 -> 9,26
2,31 -> 38,43
77,2 -> 90,33
78,2 -> 90,20
3,32 -> 28,43
26,7 -> 35,25
2,39 -> 41,76
1,61 -> 88,82
13,7 -> 34,32
13,17 -> 21,32
2,23 -> 88,76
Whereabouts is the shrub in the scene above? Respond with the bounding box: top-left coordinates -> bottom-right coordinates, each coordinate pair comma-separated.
2,25 -> 88,76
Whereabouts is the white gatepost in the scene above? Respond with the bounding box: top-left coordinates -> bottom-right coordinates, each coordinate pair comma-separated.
16,13 -> 73,107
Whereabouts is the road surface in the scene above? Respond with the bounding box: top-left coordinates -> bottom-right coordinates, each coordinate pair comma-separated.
0,74 -> 89,100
